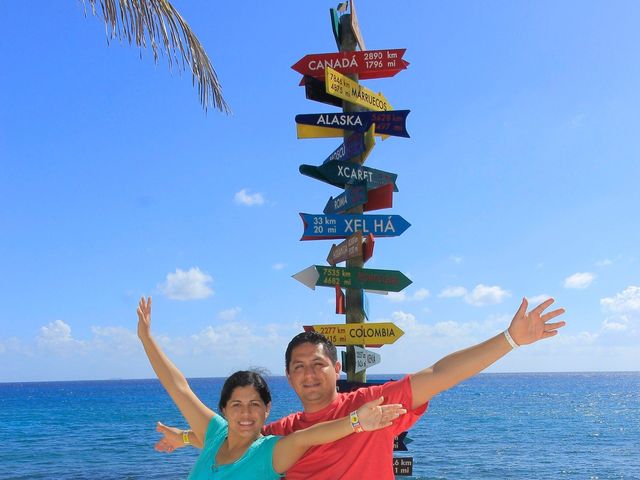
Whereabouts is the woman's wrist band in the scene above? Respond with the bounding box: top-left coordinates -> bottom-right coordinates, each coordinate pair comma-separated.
503,329 -> 520,349
350,410 -> 364,433
182,430 -> 191,445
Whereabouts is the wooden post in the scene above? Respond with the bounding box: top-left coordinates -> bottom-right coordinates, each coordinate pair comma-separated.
339,13 -> 366,383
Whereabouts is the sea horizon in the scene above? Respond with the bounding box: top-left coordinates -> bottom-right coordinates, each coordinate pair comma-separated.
2,369 -> 639,385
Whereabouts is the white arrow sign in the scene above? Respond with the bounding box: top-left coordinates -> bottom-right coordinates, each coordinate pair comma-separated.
292,266 -> 319,290
354,346 -> 381,373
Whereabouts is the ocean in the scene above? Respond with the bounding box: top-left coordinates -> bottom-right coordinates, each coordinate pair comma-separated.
0,372 -> 638,479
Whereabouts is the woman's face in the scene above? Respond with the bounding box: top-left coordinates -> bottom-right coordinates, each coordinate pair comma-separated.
222,385 -> 270,438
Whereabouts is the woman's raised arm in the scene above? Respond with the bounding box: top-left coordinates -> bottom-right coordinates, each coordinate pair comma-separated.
137,297 -> 214,442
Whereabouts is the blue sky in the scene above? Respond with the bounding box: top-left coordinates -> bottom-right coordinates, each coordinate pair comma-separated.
1,1 -> 638,382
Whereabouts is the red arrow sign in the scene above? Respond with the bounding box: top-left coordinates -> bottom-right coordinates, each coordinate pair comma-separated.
292,50 -> 408,80
363,233 -> 375,263
364,183 -> 394,212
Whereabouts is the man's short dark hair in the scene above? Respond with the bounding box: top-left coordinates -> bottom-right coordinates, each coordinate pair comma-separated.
285,331 -> 338,373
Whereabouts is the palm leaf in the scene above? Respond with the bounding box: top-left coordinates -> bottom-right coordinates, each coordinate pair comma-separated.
82,0 -> 230,113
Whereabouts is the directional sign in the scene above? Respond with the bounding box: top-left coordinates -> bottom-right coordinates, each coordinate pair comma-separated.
361,291 -> 371,321
341,346 -> 380,373
300,161 -> 398,192
303,322 -> 404,346
293,265 -> 412,292
296,111 -> 410,138
329,8 -> 340,48
354,346 -> 380,373
292,49 -> 408,80
323,125 -> 375,164
323,183 -> 367,214
299,213 -> 410,240
363,233 -> 375,263
326,231 -> 363,266
350,0 -> 366,51
393,457 -> 414,476
394,432 -> 413,452
325,67 -> 392,111
335,285 -> 345,314
304,76 -> 343,108
363,183 -> 393,211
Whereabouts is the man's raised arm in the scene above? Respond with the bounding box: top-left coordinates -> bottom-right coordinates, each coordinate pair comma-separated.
409,298 -> 565,410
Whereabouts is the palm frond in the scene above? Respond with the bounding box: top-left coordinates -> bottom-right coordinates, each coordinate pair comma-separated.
83,0 -> 230,113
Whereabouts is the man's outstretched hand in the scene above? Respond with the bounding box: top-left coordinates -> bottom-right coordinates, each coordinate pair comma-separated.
508,298 -> 566,346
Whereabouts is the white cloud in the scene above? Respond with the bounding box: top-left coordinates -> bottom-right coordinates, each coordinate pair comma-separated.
464,284 -> 511,307
91,326 -> 139,354
528,294 -> 550,305
601,286 -> 640,314
438,286 -> 467,298
159,267 -> 214,300
387,288 -> 430,303
600,286 -> 640,333
218,307 -> 242,321
36,320 -> 85,354
564,272 -> 596,289
449,255 -> 463,264
595,259 -> 612,267
414,288 -> 430,300
387,292 -> 407,302
272,263 -> 285,271
234,189 -> 264,206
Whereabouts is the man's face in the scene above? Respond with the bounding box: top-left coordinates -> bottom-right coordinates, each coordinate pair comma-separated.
286,342 -> 340,412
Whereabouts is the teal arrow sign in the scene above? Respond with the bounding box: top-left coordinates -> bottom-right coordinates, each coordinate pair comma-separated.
323,183 -> 367,214
300,161 -> 398,192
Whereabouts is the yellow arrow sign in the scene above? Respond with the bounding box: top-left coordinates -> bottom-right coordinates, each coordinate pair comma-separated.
303,322 -> 404,346
297,123 -> 387,141
325,67 -> 392,111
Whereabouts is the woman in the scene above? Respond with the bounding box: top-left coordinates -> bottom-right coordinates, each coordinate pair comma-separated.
137,297 -> 406,479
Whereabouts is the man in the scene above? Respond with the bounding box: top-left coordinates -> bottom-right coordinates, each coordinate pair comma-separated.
154,297 -> 565,479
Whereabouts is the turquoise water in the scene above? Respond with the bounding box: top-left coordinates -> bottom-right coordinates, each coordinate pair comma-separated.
1,372 -> 638,479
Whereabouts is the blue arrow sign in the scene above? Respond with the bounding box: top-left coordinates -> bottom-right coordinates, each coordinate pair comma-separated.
300,213 -> 411,240
323,183 -> 367,214
295,110 -> 410,138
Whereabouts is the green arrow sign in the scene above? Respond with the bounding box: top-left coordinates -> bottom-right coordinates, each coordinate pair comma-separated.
293,265 -> 412,292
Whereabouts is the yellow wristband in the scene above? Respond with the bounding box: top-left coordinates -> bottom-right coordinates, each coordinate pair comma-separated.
350,410 -> 364,433
182,430 -> 191,445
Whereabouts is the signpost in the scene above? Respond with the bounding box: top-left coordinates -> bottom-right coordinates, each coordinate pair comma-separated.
292,265 -> 412,292
303,322 -> 404,346
299,213 -> 410,240
325,67 -> 392,111
292,49 -> 409,80
292,4 -> 418,474
295,110 -> 410,138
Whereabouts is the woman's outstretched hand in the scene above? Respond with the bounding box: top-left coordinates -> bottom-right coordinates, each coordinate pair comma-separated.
356,397 -> 407,432
508,297 -> 566,346
137,296 -> 152,339
154,422 -> 185,453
